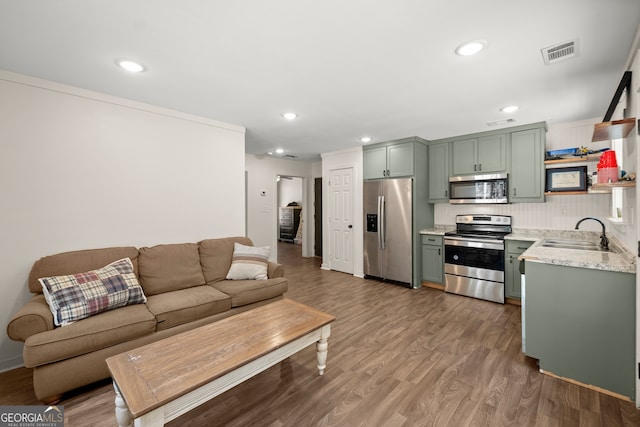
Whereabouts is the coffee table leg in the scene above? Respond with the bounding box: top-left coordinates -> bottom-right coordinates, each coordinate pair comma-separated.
113,382 -> 133,427
316,324 -> 331,375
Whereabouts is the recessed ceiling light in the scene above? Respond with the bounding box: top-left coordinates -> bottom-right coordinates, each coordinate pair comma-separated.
275,148 -> 285,154
501,105 -> 519,113
455,40 -> 487,56
282,112 -> 298,120
360,137 -> 372,143
116,59 -> 145,73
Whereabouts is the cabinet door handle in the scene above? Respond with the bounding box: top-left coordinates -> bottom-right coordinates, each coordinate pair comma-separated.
474,164 -> 477,171
445,190 -> 448,197
513,188 -> 517,196
438,248 -> 441,256
478,163 -> 482,171
428,238 -> 435,241
387,169 -> 390,176
517,246 -> 529,250
509,255 -> 514,264
383,170 -> 386,177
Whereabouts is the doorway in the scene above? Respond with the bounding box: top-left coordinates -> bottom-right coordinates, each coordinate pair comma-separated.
277,175 -> 303,263
314,177 -> 323,257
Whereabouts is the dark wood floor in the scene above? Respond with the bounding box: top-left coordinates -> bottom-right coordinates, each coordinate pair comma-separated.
2,241 -> 639,426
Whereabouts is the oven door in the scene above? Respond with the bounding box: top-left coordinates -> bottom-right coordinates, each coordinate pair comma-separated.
444,238 -> 504,278
444,237 -> 505,303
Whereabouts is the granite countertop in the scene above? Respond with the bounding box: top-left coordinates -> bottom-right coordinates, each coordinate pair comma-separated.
421,226 -> 635,274
419,225 -> 454,235
508,228 -> 635,274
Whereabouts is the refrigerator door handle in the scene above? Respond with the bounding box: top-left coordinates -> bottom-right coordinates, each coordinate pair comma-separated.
379,195 -> 385,249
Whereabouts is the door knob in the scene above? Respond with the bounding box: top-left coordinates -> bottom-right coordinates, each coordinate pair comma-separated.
348,225 -> 353,229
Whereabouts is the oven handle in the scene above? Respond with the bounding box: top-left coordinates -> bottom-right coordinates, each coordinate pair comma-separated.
444,237 -> 504,251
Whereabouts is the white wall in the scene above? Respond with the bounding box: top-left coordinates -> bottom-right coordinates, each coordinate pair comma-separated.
245,154 -> 319,260
278,177 -> 303,207
630,48 -> 640,407
0,71 -> 246,371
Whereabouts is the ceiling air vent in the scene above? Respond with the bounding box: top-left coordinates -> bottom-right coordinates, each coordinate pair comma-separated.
541,39 -> 579,65
486,118 -> 516,127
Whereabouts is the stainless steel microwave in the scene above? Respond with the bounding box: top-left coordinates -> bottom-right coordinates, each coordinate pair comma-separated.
449,173 -> 508,204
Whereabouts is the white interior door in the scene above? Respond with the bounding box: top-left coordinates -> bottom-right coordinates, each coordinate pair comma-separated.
328,167 -> 354,274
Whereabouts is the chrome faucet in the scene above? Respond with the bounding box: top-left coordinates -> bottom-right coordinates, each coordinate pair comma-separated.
575,217 -> 609,250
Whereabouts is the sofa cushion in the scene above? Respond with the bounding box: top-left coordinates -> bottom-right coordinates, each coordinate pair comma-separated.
39,258 -> 147,327
198,237 -> 253,284
138,243 -> 206,296
23,304 -> 156,367
211,278 -> 288,307
28,247 -> 139,294
145,286 -> 232,331
226,243 -> 270,280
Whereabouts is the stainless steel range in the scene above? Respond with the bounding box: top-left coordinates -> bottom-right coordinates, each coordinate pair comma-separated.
444,214 -> 512,303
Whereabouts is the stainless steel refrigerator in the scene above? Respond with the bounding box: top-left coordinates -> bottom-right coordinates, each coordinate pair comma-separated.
363,178 -> 413,285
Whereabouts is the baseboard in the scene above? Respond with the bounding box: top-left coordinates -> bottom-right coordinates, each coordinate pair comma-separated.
540,368 -> 632,402
422,281 -> 445,290
0,355 -> 24,373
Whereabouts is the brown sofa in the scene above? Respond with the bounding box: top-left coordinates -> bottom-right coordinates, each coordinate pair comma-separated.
6,236 -> 288,403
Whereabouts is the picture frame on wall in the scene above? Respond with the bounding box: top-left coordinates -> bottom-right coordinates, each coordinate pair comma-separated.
545,166 -> 588,192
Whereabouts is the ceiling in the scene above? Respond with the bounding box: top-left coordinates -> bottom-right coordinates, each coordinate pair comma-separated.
1,1 -> 639,161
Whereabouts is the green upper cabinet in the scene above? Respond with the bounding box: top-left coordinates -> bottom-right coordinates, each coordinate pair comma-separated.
363,146 -> 388,179
363,140 -> 418,179
451,134 -> 506,175
509,127 -> 545,202
427,141 -> 450,202
387,142 -> 414,177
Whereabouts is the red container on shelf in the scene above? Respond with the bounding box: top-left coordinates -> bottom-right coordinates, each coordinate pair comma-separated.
598,167 -> 618,183
596,150 -> 618,183
597,150 -> 618,168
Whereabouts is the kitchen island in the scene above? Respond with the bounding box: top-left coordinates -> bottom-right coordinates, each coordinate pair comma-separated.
513,230 -> 636,401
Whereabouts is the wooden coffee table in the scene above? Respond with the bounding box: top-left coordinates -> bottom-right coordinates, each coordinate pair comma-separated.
106,298 -> 335,427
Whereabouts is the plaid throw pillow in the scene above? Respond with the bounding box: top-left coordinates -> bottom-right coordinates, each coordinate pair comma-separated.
226,243 -> 270,280
39,258 -> 147,326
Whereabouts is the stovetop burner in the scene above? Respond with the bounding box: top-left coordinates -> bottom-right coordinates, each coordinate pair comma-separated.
448,214 -> 512,240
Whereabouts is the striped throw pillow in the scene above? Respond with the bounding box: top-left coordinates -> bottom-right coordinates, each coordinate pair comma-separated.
226,243 -> 270,280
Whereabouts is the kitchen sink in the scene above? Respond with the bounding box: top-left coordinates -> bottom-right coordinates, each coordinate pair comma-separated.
539,238 -> 616,252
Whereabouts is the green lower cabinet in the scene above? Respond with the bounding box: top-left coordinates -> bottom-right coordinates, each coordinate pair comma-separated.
523,261 -> 635,400
421,235 -> 443,283
504,240 -> 533,299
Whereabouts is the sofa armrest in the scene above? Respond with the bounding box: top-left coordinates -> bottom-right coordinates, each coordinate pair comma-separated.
268,261 -> 285,278
7,294 -> 54,342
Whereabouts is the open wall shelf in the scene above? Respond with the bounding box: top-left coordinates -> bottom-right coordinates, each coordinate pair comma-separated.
591,118 -> 636,142
544,153 -> 602,165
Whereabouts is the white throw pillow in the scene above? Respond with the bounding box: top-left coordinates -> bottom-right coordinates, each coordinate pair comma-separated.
226,243 -> 270,280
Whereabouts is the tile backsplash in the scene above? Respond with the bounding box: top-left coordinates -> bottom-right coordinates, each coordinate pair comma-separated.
435,194 -> 610,230
434,192 -> 634,252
